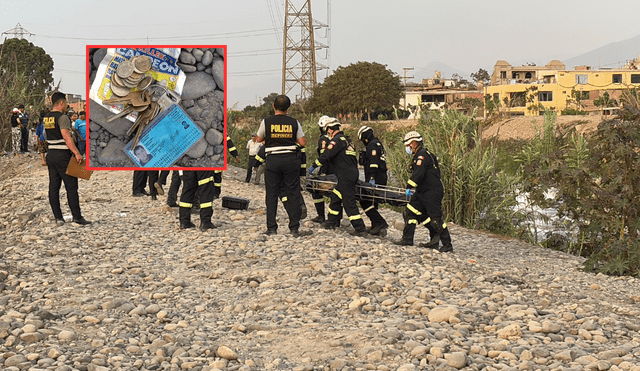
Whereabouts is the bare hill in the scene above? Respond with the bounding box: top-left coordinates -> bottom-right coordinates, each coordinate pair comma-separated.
481,115 -> 604,141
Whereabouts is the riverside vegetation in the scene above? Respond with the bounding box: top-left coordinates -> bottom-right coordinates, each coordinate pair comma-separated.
230,89 -> 640,278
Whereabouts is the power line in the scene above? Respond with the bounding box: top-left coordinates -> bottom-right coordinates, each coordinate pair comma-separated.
33,28 -> 277,41
21,16 -> 272,29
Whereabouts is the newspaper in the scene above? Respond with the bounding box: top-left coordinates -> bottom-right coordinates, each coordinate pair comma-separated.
123,104 -> 203,168
88,47 -> 186,121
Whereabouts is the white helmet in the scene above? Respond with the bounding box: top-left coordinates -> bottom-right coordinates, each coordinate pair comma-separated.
318,115 -> 336,128
325,118 -> 341,129
403,131 -> 423,146
357,126 -> 373,140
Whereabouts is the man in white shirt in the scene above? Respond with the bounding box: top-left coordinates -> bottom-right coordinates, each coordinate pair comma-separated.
245,133 -> 262,182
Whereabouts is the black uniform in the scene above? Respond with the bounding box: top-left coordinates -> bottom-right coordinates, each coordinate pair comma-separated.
213,136 -> 239,198
166,170 -> 182,206
314,132 -> 366,233
256,145 -> 306,217
18,111 -> 29,153
261,114 -> 303,233
43,111 -> 83,221
179,170 -> 216,229
311,133 -> 333,221
132,171 -> 159,198
402,145 -> 452,248
359,131 -> 388,230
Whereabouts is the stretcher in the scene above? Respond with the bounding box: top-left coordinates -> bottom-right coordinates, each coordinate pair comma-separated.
304,174 -> 410,206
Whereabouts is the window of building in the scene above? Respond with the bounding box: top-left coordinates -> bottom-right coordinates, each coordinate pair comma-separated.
525,72 -> 532,79
500,71 -> 506,79
422,94 -> 445,104
631,74 -> 640,84
538,91 -> 553,102
575,74 -> 588,84
612,74 -> 622,84
493,93 -> 499,101
512,72 -> 519,79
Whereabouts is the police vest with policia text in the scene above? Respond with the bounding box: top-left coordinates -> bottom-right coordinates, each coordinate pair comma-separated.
43,111 -> 69,150
264,115 -> 299,155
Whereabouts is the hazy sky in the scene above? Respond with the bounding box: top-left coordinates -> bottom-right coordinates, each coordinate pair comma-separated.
2,0 -> 640,108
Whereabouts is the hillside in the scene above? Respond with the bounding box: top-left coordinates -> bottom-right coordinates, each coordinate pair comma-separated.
481,115 -> 604,141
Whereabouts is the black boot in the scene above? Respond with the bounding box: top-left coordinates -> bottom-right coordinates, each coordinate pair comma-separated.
199,205 -> 216,231
300,201 -> 307,220
179,207 -> 195,229
200,221 -> 216,231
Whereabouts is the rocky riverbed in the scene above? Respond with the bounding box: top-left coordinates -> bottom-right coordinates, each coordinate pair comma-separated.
1,153 -> 639,371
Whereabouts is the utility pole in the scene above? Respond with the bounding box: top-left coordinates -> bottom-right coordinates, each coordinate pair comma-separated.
281,0 -> 328,102
402,67 -> 414,110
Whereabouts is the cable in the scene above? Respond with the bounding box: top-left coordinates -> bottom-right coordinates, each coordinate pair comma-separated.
266,0 -> 282,49
33,28 -> 277,41
22,16 -> 271,29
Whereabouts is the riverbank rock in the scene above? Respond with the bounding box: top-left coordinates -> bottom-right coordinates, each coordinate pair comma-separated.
1,154 -> 639,370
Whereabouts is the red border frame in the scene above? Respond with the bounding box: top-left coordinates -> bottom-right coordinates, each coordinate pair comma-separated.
85,45 -> 228,171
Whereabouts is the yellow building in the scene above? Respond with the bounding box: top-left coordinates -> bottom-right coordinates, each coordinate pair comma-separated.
484,59 -> 640,116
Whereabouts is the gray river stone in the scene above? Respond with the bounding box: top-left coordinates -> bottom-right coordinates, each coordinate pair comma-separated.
181,72 -> 217,100
202,50 -> 213,66
97,138 -> 133,167
206,129 -> 224,146
179,50 -> 196,65
88,99 -> 133,137
178,62 -> 197,73
186,105 -> 202,118
89,121 -> 102,132
92,48 -> 107,69
211,59 -> 224,90
192,48 -> 204,62
185,136 -> 207,158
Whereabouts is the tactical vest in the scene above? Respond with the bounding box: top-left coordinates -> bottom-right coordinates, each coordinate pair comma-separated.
43,111 -> 68,150
263,115 -> 298,154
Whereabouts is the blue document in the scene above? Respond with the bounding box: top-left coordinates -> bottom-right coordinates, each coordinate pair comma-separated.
124,104 -> 203,168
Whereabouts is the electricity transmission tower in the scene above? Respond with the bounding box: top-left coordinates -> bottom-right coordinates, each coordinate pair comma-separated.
1,23 -> 34,39
281,0 -> 328,101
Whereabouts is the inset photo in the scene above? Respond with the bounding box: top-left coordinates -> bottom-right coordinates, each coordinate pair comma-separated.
87,46 -> 226,170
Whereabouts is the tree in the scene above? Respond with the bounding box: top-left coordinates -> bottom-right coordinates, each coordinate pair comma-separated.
305,61 -> 403,120
471,68 -> 490,85
0,38 -> 54,104
0,39 -> 54,151
593,91 -> 618,114
262,92 -> 279,106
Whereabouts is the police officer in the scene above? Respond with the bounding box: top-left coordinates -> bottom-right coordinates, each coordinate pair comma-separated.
256,94 -> 310,237
394,131 -> 453,252
17,104 -> 30,153
213,135 -> 240,198
309,120 -> 367,237
43,92 -> 91,226
255,144 -> 307,218
357,126 -> 389,236
179,170 -> 216,231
